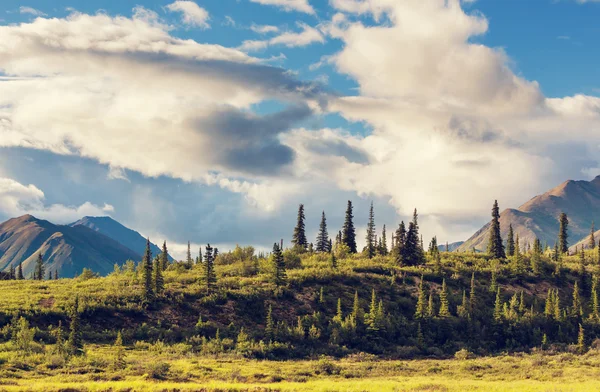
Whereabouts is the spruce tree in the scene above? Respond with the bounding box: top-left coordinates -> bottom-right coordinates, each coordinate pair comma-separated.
204,243 -> 217,292
494,287 -> 503,321
316,211 -> 329,252
330,252 -> 337,269
469,272 -> 477,316
265,304 -> 274,341
590,222 -> 596,250
9,265 -> 15,280
578,323 -> 586,353
292,204 -> 308,251
558,212 -> 569,254
394,221 -> 407,264
366,202 -> 376,259
17,263 -> 24,280
113,331 -> 126,369
427,292 -> 435,318
272,242 -> 287,286
67,296 -> 83,356
380,225 -> 388,255
402,210 -> 424,266
487,200 -> 505,259
34,253 -> 44,281
438,279 -> 450,317
351,291 -> 362,324
54,270 -> 59,280
186,241 -> 193,267
531,238 -> 542,275
591,283 -> 600,321
342,201 -> 357,253
153,256 -> 164,296
160,241 -> 169,271
506,224 -> 515,257
415,277 -> 427,319
142,238 -> 154,302
572,281 -> 582,317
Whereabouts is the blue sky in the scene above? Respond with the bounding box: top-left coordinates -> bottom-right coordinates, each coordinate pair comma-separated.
0,0 -> 599,258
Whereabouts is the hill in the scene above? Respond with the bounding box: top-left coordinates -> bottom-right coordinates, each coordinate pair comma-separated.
437,241 -> 464,252
70,216 -> 170,260
458,176 -> 600,252
0,215 -> 141,278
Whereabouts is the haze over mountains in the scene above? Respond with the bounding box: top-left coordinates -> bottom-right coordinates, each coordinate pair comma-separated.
458,176 -> 600,252
0,215 -> 163,278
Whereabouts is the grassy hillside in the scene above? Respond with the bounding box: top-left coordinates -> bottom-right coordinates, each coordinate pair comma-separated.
2,247 -> 600,390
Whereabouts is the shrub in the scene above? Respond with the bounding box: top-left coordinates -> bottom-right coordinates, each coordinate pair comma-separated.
454,348 -> 473,360
146,362 -> 170,379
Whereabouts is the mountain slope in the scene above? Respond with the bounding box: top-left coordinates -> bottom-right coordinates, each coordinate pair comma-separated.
70,216 -> 170,260
458,176 -> 600,252
0,215 -> 141,277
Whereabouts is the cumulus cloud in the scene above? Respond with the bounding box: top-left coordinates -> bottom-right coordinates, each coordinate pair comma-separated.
166,1 -> 210,29
251,24 -> 280,34
0,9 -> 327,211
240,22 -> 325,51
0,177 -> 113,223
249,0 -> 315,15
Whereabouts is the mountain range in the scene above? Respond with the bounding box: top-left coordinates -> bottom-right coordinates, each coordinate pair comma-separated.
0,215 -> 165,278
458,175 -> 600,252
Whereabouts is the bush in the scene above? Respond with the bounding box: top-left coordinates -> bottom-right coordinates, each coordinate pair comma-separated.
313,356 -> 341,375
454,348 -> 473,360
146,362 -> 170,379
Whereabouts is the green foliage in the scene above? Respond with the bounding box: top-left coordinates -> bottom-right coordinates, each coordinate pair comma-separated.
342,201 -> 357,253
559,213 -> 569,254
292,204 -> 308,252
487,200 -> 506,259
142,238 -> 154,302
316,211 -> 330,253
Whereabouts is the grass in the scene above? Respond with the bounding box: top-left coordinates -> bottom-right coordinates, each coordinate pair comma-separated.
2,347 -> 600,391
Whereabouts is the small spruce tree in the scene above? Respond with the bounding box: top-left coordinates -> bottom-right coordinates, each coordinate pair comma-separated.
272,242 -> 287,286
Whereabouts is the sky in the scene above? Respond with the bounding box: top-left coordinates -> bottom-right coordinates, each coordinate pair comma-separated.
0,0 -> 599,259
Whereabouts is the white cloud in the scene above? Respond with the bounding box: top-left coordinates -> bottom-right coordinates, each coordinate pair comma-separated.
19,6 -> 46,16
166,1 -> 210,29
251,24 -> 280,34
249,0 -> 315,14
240,22 -> 325,51
0,177 -> 112,223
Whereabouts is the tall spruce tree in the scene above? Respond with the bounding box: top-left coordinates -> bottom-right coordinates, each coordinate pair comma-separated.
316,211 -> 329,252
394,221 -> 407,264
142,238 -> 154,302
186,241 -> 193,267
67,296 -> 83,356
506,224 -> 515,257
17,262 -> 24,280
160,241 -> 169,271
292,204 -> 308,251
487,200 -> 506,259
438,279 -> 450,317
153,256 -> 164,296
34,253 -> 44,281
381,225 -> 388,255
402,209 -> 424,266
366,202 -> 376,258
590,222 -> 596,250
558,212 -> 569,254
415,277 -> 427,319
204,243 -> 216,292
272,242 -> 287,286
342,201 -> 357,253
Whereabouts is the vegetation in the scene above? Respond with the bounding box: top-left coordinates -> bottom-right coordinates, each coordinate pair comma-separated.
1,200 -> 599,390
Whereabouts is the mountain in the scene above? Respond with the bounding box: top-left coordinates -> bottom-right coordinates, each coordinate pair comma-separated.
0,215 -> 141,278
69,216 -> 170,261
437,241 -> 464,252
458,176 -> 600,252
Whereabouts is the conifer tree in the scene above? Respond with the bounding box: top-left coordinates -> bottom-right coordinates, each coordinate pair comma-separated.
204,243 -> 217,292
531,238 -> 542,275
366,202 -> 376,259
9,265 -> 15,280
34,253 -> 44,281
316,211 -> 329,252
572,281 -> 582,317
403,210 -> 424,266
487,200 -> 506,259
494,287 -> 503,321
53,321 -> 67,358
506,224 -> 515,257
142,238 -> 154,302
381,225 -> 388,255
67,296 -> 83,356
427,292 -> 435,318
17,262 -> 24,280
271,242 -> 286,286
54,270 -> 58,280
342,201 -> 357,253
330,251 -> 337,269
415,277 -> 427,319
490,268 -> 498,293
160,241 -> 169,271
590,222 -> 596,250
292,204 -> 308,251
394,221 -> 407,264
334,298 -> 343,323
438,279 -> 450,317
469,272 -> 477,315
457,291 -> 469,319
578,323 -> 586,353
198,247 -> 203,265
265,304 -> 274,341
153,256 -> 164,296
558,212 -> 569,254
591,283 -> 600,321
113,331 -> 126,369
186,241 -> 193,267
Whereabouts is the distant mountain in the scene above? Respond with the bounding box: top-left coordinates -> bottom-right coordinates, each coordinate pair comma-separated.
0,215 -> 141,278
437,241 -> 465,252
458,176 -> 600,252
69,216 -> 171,261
